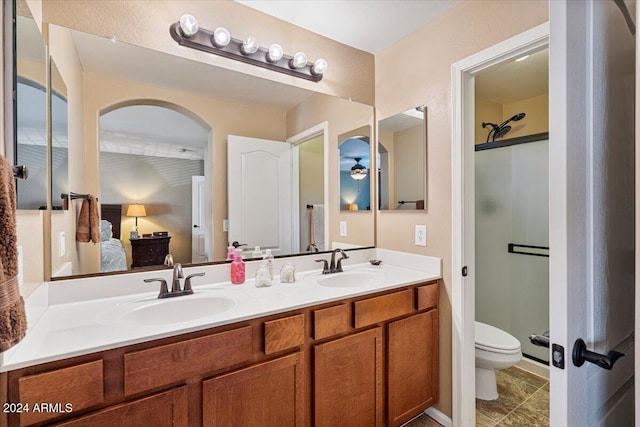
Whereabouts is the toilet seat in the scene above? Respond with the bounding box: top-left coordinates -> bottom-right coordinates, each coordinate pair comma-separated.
475,322 -> 521,354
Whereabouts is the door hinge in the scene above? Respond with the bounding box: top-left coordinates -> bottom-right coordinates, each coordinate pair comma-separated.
462,266 -> 468,277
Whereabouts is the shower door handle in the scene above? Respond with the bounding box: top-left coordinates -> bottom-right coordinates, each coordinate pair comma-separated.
572,339 -> 624,370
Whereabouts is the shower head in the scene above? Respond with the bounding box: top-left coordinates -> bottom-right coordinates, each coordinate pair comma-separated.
483,112 -> 526,142
497,112 -> 526,129
493,125 -> 512,139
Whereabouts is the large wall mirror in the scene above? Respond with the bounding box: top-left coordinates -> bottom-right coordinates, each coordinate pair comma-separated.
15,2 -> 47,210
43,24 -> 374,279
377,107 -> 427,210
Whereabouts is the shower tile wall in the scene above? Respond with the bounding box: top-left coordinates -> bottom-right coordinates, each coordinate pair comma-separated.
475,140 -> 549,362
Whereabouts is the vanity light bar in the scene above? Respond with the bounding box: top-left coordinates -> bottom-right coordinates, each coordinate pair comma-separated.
169,15 -> 327,82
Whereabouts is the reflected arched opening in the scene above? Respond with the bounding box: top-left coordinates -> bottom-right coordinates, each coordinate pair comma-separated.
98,101 -> 212,272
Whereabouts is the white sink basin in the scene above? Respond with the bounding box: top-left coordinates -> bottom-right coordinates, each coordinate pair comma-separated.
317,269 -> 389,288
97,289 -> 246,326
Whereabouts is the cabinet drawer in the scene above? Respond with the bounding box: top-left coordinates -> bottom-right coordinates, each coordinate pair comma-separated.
124,326 -> 252,396
18,360 -> 104,426
264,314 -> 305,355
354,289 -> 414,329
416,282 -> 439,311
55,387 -> 187,427
314,304 -> 351,340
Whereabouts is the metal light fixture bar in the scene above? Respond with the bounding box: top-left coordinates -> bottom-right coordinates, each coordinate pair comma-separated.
169,23 -> 323,82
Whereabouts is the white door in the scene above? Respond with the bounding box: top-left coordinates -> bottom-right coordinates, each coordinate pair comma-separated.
549,1 -> 635,425
191,176 -> 207,263
227,135 -> 292,256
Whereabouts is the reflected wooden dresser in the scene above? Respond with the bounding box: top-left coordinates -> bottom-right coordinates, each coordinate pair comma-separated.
130,236 -> 171,268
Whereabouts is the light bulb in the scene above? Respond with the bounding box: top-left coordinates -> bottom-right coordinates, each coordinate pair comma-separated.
241,37 -> 259,55
212,27 -> 231,47
179,14 -> 199,38
311,58 -> 328,75
266,44 -> 284,63
289,52 -> 308,69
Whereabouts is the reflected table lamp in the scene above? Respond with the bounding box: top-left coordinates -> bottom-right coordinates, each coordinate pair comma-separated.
126,204 -> 146,239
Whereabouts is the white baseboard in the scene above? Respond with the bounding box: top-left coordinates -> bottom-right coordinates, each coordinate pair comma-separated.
425,407 -> 453,427
516,357 -> 550,380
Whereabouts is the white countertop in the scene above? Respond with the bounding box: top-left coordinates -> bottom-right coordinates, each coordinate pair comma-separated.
2,248 -> 441,372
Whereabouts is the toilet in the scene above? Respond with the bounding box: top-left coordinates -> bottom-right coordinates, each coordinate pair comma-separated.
475,321 -> 522,400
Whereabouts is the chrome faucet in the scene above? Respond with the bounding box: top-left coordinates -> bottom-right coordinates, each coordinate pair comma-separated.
171,263 -> 184,293
144,263 -> 206,299
315,248 -> 350,274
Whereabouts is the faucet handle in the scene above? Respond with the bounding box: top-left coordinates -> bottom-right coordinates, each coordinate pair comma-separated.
144,278 -> 169,298
164,254 -> 174,266
315,259 -> 330,274
184,273 -> 205,292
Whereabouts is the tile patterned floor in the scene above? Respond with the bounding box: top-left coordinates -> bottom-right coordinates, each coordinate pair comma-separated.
404,367 -> 549,427
403,413 -> 444,427
403,366 -> 549,427
476,366 -> 549,427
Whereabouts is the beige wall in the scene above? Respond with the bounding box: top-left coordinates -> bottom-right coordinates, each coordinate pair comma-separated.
475,96 -> 502,144
375,0 -> 548,417
475,93 -> 549,143
503,94 -> 549,138
41,1 -> 374,105
48,24 -> 84,276
287,94 -> 375,248
16,211 -> 44,296
298,135 -> 324,252
393,124 -> 424,208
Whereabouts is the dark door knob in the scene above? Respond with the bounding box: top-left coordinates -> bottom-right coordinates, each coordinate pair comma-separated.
572,338 -> 624,370
193,224 -> 200,228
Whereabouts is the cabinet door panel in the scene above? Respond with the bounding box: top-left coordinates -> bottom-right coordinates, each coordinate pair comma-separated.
202,352 -> 304,427
388,310 -> 439,427
54,387 -> 187,427
314,328 -> 383,427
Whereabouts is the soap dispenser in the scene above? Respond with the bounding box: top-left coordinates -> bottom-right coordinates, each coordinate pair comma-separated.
263,249 -> 274,280
226,245 -> 235,261
251,245 -> 262,258
230,249 -> 245,284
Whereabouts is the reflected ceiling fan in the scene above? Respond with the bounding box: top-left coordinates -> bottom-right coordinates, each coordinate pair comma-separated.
350,157 -> 369,180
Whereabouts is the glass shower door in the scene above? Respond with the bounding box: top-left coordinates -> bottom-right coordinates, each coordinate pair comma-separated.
475,139 -> 549,363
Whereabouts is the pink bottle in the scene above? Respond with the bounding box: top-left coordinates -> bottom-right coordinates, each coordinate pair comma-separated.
230,249 -> 245,284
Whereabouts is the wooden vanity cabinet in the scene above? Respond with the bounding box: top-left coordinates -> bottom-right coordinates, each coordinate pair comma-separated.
314,328 -> 384,427
2,280 -> 439,427
53,387 -> 187,427
202,352 -> 304,427
387,309 -> 439,427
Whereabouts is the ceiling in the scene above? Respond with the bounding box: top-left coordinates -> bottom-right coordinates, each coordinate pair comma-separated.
475,49 -> 549,105
235,0 -> 462,53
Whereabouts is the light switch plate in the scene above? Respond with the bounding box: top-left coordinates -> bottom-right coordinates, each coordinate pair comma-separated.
59,231 -> 66,256
339,221 -> 348,237
223,219 -> 229,232
415,225 -> 427,246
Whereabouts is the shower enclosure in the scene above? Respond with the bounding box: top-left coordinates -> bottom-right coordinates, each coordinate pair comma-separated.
475,136 -> 549,363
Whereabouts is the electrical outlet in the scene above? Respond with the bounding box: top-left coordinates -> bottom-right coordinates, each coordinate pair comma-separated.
415,225 -> 427,246
340,221 -> 348,237
223,219 -> 229,232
